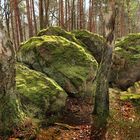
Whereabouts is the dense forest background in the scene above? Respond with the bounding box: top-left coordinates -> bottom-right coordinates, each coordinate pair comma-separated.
0,0 -> 140,48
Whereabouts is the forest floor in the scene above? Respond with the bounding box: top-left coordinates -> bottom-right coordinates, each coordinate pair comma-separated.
8,89 -> 140,140
35,89 -> 140,140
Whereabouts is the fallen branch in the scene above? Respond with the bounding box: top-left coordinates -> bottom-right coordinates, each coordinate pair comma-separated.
54,123 -> 80,130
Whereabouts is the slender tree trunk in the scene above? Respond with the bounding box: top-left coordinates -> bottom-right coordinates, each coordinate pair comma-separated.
10,1 -> 16,49
59,0 -> 64,28
65,0 -> 68,30
71,0 -> 76,30
23,15 -> 27,41
4,0 -> 10,38
32,0 -> 37,34
0,25 -> 24,135
88,0 -> 95,32
13,0 -> 23,42
10,0 -> 20,50
98,0 -> 105,36
79,0 -> 84,29
67,0 -> 71,31
120,0 -> 125,37
26,0 -> 33,37
44,0 -> 50,27
93,0 -> 117,121
39,0 -> 44,29
126,0 -> 131,33
91,0 -> 118,139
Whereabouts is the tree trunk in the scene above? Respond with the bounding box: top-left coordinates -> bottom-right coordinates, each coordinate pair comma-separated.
4,0 -> 10,38
10,1 -> 16,50
67,0 -> 71,31
71,0 -> 76,30
126,0 -> 131,33
88,0 -> 95,32
0,25 -> 24,135
39,0 -> 44,29
26,0 -> 33,37
32,0 -> 37,34
13,0 -> 23,43
44,0 -> 50,28
93,0 -> 117,121
79,0 -> 84,29
91,0 -> 117,138
59,0 -> 64,28
65,0 -> 68,30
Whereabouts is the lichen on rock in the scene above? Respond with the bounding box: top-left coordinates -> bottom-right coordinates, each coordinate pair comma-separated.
16,63 -> 67,124
19,35 -> 98,97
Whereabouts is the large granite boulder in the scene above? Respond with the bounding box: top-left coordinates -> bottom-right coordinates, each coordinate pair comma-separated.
19,35 -> 98,97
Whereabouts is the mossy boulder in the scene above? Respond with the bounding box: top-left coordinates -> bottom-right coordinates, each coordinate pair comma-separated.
73,30 -> 106,62
111,34 -> 140,89
37,26 -> 82,45
19,35 -> 98,97
120,81 -> 140,101
16,63 -> 67,124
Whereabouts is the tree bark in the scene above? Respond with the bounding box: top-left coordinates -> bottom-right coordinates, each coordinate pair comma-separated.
39,0 -> 44,29
0,25 -> 24,135
26,0 -> 33,37
32,0 -> 37,34
93,0 -> 117,121
44,0 -> 50,28
71,0 -> 76,30
91,1 -> 118,138
13,0 -> 23,43
126,0 -> 131,33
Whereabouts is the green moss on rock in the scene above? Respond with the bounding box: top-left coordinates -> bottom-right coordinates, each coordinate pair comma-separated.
37,26 -> 82,45
110,34 -> 140,89
73,30 -> 106,62
16,63 -> 67,124
19,35 -> 98,97
120,81 -> 140,101
115,33 -> 140,64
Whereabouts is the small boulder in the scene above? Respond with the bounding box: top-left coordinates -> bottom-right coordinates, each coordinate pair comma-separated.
16,63 -> 67,124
